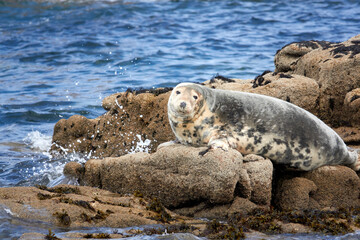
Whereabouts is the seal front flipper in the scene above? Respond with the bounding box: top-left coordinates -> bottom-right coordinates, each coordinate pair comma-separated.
199,138 -> 230,156
208,138 -> 230,151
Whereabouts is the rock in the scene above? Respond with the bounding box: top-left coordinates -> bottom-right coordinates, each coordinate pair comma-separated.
80,144 -> 245,208
19,233 -> 45,240
274,166 -> 360,210
63,161 -> 84,178
248,72 -> 320,114
51,89 -> 174,158
52,115 -> 96,154
69,144 -> 275,218
227,197 -> 261,217
204,73 -> 320,114
303,166 -> 360,209
275,34 -> 360,127
334,126 -> 360,145
274,40 -> 334,73
0,185 -> 168,229
51,74 -> 320,158
276,221 -> 311,234
243,155 -> 273,205
275,177 -> 317,210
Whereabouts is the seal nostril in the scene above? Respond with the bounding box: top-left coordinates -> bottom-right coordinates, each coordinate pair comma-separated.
180,102 -> 186,108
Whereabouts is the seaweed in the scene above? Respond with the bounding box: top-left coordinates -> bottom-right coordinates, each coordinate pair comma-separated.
146,198 -> 172,223
330,44 -> 360,58
203,219 -> 245,239
45,229 -> 61,240
37,192 -> 55,200
94,196 -> 130,208
210,74 -> 235,83
59,197 -> 95,211
53,210 -> 71,227
125,87 -> 173,96
133,190 -> 144,198
36,185 -> 81,195
80,210 -> 114,223
231,208 -> 356,236
83,233 -> 111,239
252,70 -> 272,88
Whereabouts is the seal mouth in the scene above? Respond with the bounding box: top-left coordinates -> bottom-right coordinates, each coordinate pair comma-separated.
176,108 -> 193,116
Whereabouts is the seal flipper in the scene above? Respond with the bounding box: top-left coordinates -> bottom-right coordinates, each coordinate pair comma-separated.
208,138 -> 230,151
346,149 -> 360,171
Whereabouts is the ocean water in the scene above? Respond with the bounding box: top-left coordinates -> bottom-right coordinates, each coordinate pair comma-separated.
1,0 -> 360,239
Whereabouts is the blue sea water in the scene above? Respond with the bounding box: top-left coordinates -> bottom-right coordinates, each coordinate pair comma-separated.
1,0 -> 360,239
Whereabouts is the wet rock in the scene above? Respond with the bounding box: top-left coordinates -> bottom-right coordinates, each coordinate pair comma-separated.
63,161 -> 84,178
52,115 -> 96,154
274,166 -> 360,210
276,221 -> 311,234
0,185 -> 167,229
227,197 -> 262,217
51,90 -> 174,158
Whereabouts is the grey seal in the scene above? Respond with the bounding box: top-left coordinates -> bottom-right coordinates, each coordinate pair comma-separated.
166,82 -> 359,171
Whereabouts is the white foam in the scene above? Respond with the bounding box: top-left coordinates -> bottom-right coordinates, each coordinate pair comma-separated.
129,134 -> 152,154
23,131 -> 52,153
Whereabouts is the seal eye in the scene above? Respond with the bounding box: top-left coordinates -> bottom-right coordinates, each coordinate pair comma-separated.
176,91 -> 180,95
193,95 -> 198,100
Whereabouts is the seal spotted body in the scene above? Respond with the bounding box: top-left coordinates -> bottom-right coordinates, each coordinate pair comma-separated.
167,82 -> 359,171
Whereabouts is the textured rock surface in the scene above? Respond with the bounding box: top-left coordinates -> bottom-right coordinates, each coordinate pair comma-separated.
275,34 -> 360,128
0,185 -> 163,228
51,90 -> 174,158
243,154 -> 273,206
274,166 -> 360,210
77,144 -> 273,211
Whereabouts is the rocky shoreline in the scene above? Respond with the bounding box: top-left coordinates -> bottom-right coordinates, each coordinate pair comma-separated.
3,34 -> 360,239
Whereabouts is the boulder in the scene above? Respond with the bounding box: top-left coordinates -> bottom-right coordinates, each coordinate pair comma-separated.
51,89 -> 174,158
65,144 -> 274,215
204,73 -> 320,114
275,34 -> 360,127
274,40 -> 334,73
274,177 -> 318,210
243,154 -> 273,206
273,166 -> 360,210
334,126 -> 360,145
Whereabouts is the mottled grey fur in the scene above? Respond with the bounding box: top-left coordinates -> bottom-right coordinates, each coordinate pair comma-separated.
168,83 -> 358,171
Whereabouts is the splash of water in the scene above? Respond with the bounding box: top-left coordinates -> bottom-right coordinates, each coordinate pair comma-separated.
129,134 -> 152,154
23,131 -> 52,154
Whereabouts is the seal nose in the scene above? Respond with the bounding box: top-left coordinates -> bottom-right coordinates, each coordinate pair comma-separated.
180,102 -> 186,109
